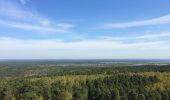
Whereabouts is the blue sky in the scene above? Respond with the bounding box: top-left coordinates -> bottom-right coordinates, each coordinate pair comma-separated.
0,0 -> 170,59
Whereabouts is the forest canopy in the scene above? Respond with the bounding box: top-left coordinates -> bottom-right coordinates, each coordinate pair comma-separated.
0,63 -> 170,100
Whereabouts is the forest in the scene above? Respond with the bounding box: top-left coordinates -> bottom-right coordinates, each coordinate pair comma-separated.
0,63 -> 170,100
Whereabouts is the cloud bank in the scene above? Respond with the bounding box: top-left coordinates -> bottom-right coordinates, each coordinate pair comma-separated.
0,36 -> 170,59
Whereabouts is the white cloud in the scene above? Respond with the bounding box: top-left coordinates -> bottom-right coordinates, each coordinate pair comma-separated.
57,23 -> 76,29
103,14 -> 170,29
19,0 -> 29,6
100,32 -> 170,41
0,37 -> 170,59
0,20 -> 73,33
0,0 -> 75,33
0,0 -> 39,21
136,33 -> 170,39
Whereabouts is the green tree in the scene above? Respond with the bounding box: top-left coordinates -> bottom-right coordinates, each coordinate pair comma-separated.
22,92 -> 38,100
138,94 -> 146,100
161,91 -> 169,100
112,88 -> 120,100
128,90 -> 138,100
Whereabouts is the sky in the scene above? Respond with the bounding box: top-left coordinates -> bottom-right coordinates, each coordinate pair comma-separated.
0,0 -> 170,59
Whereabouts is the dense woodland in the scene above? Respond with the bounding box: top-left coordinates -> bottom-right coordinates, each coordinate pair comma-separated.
0,64 -> 170,100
